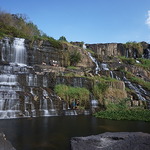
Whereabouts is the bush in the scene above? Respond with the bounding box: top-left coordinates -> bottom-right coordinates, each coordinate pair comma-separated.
94,108 -> 150,121
54,84 -> 90,108
119,56 -> 136,65
70,50 -> 81,66
136,58 -> 150,70
58,36 -> 67,42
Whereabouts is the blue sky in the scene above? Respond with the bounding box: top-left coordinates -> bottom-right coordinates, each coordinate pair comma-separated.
0,0 -> 150,44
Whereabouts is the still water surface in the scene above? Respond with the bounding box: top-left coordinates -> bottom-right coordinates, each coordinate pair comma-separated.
0,115 -> 150,150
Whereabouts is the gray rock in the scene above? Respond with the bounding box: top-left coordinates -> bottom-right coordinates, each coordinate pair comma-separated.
71,132 -> 150,150
0,133 -> 16,150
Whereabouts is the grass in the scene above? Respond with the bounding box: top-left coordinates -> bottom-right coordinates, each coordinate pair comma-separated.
94,100 -> 150,122
119,56 -> 136,65
136,58 -> 150,70
126,71 -> 150,90
54,84 -> 90,108
94,108 -> 150,122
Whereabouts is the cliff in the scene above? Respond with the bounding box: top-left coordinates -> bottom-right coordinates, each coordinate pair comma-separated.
0,37 -> 149,119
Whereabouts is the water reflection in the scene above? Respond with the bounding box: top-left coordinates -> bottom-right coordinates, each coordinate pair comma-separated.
0,116 -> 150,150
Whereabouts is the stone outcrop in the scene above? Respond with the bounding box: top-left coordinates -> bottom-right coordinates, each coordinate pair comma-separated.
86,43 -> 149,59
71,132 -> 150,150
0,133 -> 16,150
86,43 -> 124,58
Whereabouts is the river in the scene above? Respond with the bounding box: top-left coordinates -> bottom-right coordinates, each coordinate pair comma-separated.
0,115 -> 150,150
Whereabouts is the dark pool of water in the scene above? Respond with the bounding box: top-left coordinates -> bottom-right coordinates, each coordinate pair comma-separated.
0,115 -> 150,150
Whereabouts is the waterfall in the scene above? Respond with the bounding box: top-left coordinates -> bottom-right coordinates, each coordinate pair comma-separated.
91,99 -> 98,108
123,77 -> 146,101
43,76 -> 48,87
101,63 -> 109,70
12,38 -> 27,66
41,90 -> 57,116
0,38 -> 10,62
88,52 -> 100,74
110,71 -> 114,78
126,49 -> 129,58
0,74 -> 18,85
144,49 -> 150,59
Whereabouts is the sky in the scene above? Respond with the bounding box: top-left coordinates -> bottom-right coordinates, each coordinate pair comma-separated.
0,0 -> 150,44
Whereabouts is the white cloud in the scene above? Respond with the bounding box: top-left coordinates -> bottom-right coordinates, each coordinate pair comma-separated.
146,10 -> 150,28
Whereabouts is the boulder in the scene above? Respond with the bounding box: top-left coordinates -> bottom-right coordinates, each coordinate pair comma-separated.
0,133 -> 16,150
71,132 -> 150,150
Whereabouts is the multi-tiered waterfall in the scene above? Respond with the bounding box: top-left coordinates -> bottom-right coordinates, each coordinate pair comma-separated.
0,38 -> 59,119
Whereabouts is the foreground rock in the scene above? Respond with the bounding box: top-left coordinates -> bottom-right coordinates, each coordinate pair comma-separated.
71,132 -> 150,150
0,133 -> 16,150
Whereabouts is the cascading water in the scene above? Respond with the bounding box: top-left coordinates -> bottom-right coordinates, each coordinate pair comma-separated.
123,77 -> 146,101
0,38 -> 28,118
12,38 -> 27,66
101,63 -> 109,70
88,52 -> 100,74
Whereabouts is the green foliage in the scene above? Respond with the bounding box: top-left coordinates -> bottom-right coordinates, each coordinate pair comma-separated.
85,48 -> 95,55
0,10 -> 63,49
136,58 -> 150,70
94,98 -> 150,121
124,41 -> 143,56
94,108 -> 150,122
70,50 -> 81,66
119,56 -> 136,65
54,84 -> 90,108
126,72 -> 150,90
89,76 -> 118,82
0,11 -> 41,39
92,81 -> 109,105
58,36 -> 67,42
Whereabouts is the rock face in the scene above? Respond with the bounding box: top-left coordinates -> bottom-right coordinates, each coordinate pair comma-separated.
0,133 -> 16,150
86,43 -> 150,59
0,37 -> 94,119
71,132 -> 150,150
86,43 -> 124,58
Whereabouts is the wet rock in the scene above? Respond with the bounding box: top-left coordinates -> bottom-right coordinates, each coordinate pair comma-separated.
0,133 -> 16,150
71,132 -> 150,150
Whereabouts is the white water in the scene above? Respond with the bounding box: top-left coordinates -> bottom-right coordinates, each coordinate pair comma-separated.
88,52 -> 100,74
91,99 -> 98,108
0,38 -> 28,118
0,74 -> 18,85
123,77 -> 146,101
13,38 -> 27,65
101,63 -> 109,70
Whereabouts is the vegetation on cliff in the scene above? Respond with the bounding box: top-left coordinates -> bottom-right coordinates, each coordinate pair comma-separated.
124,41 -> 143,56
125,71 -> 150,90
54,84 -> 90,108
94,99 -> 150,121
0,10 -> 62,49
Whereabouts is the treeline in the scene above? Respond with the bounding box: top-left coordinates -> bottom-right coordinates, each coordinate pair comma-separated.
0,10 -> 62,49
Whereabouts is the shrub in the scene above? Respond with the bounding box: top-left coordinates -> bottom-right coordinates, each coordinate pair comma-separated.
58,36 -> 67,42
70,50 -> 81,66
54,84 -> 90,108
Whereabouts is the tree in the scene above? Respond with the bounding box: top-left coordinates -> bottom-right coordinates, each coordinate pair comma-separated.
59,36 -> 67,42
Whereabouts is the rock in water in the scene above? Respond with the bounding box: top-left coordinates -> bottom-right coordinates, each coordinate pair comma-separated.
0,133 -> 16,150
71,132 -> 150,150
